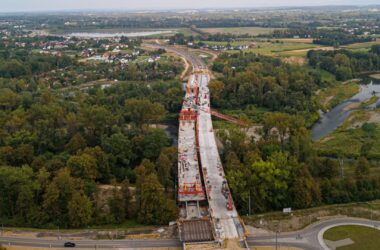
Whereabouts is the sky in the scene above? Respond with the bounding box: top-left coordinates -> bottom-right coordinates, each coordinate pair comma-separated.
1,0 -> 380,12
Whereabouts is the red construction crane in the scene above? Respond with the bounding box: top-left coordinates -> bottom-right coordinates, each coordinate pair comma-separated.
199,107 -> 249,127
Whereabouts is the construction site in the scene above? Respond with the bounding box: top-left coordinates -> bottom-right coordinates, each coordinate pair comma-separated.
176,50 -> 248,249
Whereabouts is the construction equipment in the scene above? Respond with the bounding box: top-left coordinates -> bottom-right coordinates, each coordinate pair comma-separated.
179,182 -> 204,195
221,180 -> 229,199
199,107 -> 249,127
179,108 -> 197,122
227,194 -> 233,211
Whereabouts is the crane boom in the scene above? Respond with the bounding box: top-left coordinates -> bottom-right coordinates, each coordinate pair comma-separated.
198,107 -> 248,126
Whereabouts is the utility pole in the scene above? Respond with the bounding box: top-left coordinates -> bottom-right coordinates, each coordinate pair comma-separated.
275,221 -> 281,250
275,230 -> 278,250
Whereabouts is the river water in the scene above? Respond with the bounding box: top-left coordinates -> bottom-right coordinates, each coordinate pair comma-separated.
311,80 -> 380,141
67,30 -> 173,38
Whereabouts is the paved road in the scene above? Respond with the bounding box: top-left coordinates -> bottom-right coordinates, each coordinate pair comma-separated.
0,237 -> 181,249
248,217 -> 380,250
143,43 -> 206,70
1,217 -> 379,249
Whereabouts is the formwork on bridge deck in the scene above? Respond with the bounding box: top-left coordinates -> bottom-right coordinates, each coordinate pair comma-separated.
178,74 -> 205,203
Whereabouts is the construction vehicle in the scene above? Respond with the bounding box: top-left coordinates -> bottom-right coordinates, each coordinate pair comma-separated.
227,194 -> 233,211
221,180 -> 229,199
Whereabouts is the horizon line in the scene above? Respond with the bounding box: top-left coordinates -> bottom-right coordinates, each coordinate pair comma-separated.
0,4 -> 379,14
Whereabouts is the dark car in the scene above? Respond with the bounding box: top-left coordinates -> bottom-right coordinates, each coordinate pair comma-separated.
64,242 -> 76,247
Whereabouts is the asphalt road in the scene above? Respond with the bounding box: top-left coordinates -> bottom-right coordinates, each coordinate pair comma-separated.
0,237 -> 182,249
248,217 -> 380,250
1,217 -> 379,249
143,42 -> 206,70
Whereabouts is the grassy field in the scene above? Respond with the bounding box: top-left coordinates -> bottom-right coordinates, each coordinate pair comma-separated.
176,28 -> 200,36
198,27 -> 284,36
248,42 -> 319,56
241,42 -> 319,56
324,225 -> 380,250
315,82 -> 360,110
342,40 -> 380,51
276,38 -> 314,44
200,38 -> 324,56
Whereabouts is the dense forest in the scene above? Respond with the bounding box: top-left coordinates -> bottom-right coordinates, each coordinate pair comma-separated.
0,78 -> 183,228
220,121 -> 380,213
308,45 -> 380,81
210,52 -> 380,214
211,52 -> 323,124
271,28 -> 373,46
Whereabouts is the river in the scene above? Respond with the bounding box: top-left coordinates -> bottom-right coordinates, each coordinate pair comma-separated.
67,30 -> 173,38
311,80 -> 380,141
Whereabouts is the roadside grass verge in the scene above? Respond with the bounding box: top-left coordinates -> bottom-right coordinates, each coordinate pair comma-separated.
243,200 -> 380,233
0,219 -> 154,233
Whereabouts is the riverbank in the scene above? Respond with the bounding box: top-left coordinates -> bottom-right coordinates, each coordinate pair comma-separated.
370,73 -> 380,80
315,81 -> 360,111
314,109 -> 380,159
312,81 -> 380,140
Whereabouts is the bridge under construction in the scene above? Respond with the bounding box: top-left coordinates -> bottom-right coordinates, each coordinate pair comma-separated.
175,47 -> 247,248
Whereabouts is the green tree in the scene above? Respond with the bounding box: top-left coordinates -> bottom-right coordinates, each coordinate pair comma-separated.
102,133 -> 132,167
65,133 -> 87,154
83,146 -> 111,183
156,153 -> 172,189
137,173 -> 176,225
108,188 -> 126,223
68,192 -> 93,228
142,129 -> 170,161
0,88 -> 21,110
360,141 -> 374,158
67,154 -> 98,181
125,98 -> 166,129
371,44 -> 380,55
135,159 -> 156,207
121,178 -> 132,218
0,166 -> 39,224
290,167 -> 321,209
43,168 -> 84,227
355,156 -> 370,179
209,79 -> 225,105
